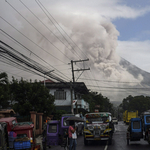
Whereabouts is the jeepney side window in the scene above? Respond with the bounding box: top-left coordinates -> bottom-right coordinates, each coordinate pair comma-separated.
133,121 -> 140,129
48,124 -> 57,133
146,116 -> 150,123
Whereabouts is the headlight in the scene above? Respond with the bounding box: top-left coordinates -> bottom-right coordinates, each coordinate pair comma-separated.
88,126 -> 94,130
100,125 -> 106,130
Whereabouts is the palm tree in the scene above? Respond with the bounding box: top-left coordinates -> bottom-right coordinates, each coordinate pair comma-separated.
0,72 -> 8,84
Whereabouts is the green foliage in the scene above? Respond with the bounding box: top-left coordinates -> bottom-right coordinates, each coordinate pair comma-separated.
82,91 -> 114,114
10,77 -> 55,116
120,95 -> 150,116
53,110 -> 67,120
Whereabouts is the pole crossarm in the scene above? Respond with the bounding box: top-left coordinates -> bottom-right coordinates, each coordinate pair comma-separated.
73,68 -> 90,72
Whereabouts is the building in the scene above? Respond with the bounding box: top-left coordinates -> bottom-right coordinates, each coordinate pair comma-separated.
43,80 -> 89,114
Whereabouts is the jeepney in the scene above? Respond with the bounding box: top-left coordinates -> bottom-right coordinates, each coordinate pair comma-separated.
84,112 -> 114,145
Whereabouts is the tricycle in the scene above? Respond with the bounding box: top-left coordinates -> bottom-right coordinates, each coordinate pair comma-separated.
0,117 -> 41,150
126,118 -> 143,145
141,111 -> 150,144
42,114 -> 73,150
42,114 -> 85,150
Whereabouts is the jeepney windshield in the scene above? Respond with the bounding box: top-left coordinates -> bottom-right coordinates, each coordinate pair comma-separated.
87,116 -> 108,123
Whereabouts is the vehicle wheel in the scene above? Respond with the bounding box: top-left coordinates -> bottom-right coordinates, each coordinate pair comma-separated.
148,137 -> 150,145
84,138 -> 88,145
127,139 -> 129,145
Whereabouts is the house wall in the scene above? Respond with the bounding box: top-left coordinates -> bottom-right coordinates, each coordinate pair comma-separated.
49,89 -> 75,106
49,88 -> 89,113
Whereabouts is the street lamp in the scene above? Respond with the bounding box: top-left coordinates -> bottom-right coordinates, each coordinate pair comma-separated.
44,70 -> 54,86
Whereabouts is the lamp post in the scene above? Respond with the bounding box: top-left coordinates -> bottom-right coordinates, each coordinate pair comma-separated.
44,70 -> 54,86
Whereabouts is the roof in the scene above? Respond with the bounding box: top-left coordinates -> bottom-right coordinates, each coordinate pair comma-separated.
0,109 -> 16,114
44,82 -> 89,94
131,118 -> 141,121
85,112 -> 111,118
12,123 -> 34,131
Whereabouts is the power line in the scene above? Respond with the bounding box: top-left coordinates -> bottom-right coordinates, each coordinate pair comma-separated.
0,29 -> 71,81
0,41 -> 69,82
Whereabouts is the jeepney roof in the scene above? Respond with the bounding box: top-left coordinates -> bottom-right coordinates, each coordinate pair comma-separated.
0,117 -> 17,123
12,122 -> 34,131
85,112 -> 111,117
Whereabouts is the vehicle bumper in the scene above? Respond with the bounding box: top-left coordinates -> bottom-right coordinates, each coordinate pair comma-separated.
85,135 -> 109,141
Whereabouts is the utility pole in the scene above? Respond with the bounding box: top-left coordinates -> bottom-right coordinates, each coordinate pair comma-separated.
70,59 -> 90,114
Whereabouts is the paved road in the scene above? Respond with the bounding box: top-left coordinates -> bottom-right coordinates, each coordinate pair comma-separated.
44,121 -> 150,150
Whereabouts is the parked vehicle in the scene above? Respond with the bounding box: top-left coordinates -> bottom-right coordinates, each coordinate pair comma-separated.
84,112 -> 114,145
112,117 -> 118,124
0,117 -> 17,132
0,117 -> 41,150
126,118 -> 143,145
140,111 -> 150,144
0,122 -> 8,150
125,111 -> 138,124
42,114 -> 85,150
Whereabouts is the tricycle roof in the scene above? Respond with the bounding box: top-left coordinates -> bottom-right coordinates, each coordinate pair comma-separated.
0,117 -> 17,123
12,122 -> 34,131
47,120 -> 59,124
131,118 -> 141,121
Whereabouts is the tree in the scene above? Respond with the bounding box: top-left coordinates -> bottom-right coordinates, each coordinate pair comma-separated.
10,78 -> 55,116
120,95 -> 150,116
0,72 -> 9,108
82,91 -> 114,114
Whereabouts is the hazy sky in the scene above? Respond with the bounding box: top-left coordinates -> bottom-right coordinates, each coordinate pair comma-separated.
1,0 -> 150,102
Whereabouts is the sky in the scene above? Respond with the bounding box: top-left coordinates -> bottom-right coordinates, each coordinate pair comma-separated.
0,0 -> 150,103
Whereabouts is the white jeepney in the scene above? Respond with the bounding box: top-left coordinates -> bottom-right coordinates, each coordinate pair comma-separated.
84,112 -> 114,145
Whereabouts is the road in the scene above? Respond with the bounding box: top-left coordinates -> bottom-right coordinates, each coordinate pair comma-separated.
47,121 -> 150,150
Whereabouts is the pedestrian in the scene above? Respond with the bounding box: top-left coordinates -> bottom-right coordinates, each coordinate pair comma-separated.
68,120 -> 77,150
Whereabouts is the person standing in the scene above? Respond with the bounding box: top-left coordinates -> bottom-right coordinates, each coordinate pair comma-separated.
68,120 -> 77,150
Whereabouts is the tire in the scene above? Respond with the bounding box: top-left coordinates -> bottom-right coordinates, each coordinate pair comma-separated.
84,138 -> 88,145
148,136 -> 150,145
127,139 -> 129,145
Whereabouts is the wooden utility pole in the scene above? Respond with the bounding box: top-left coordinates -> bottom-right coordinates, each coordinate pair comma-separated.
70,59 -> 90,114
